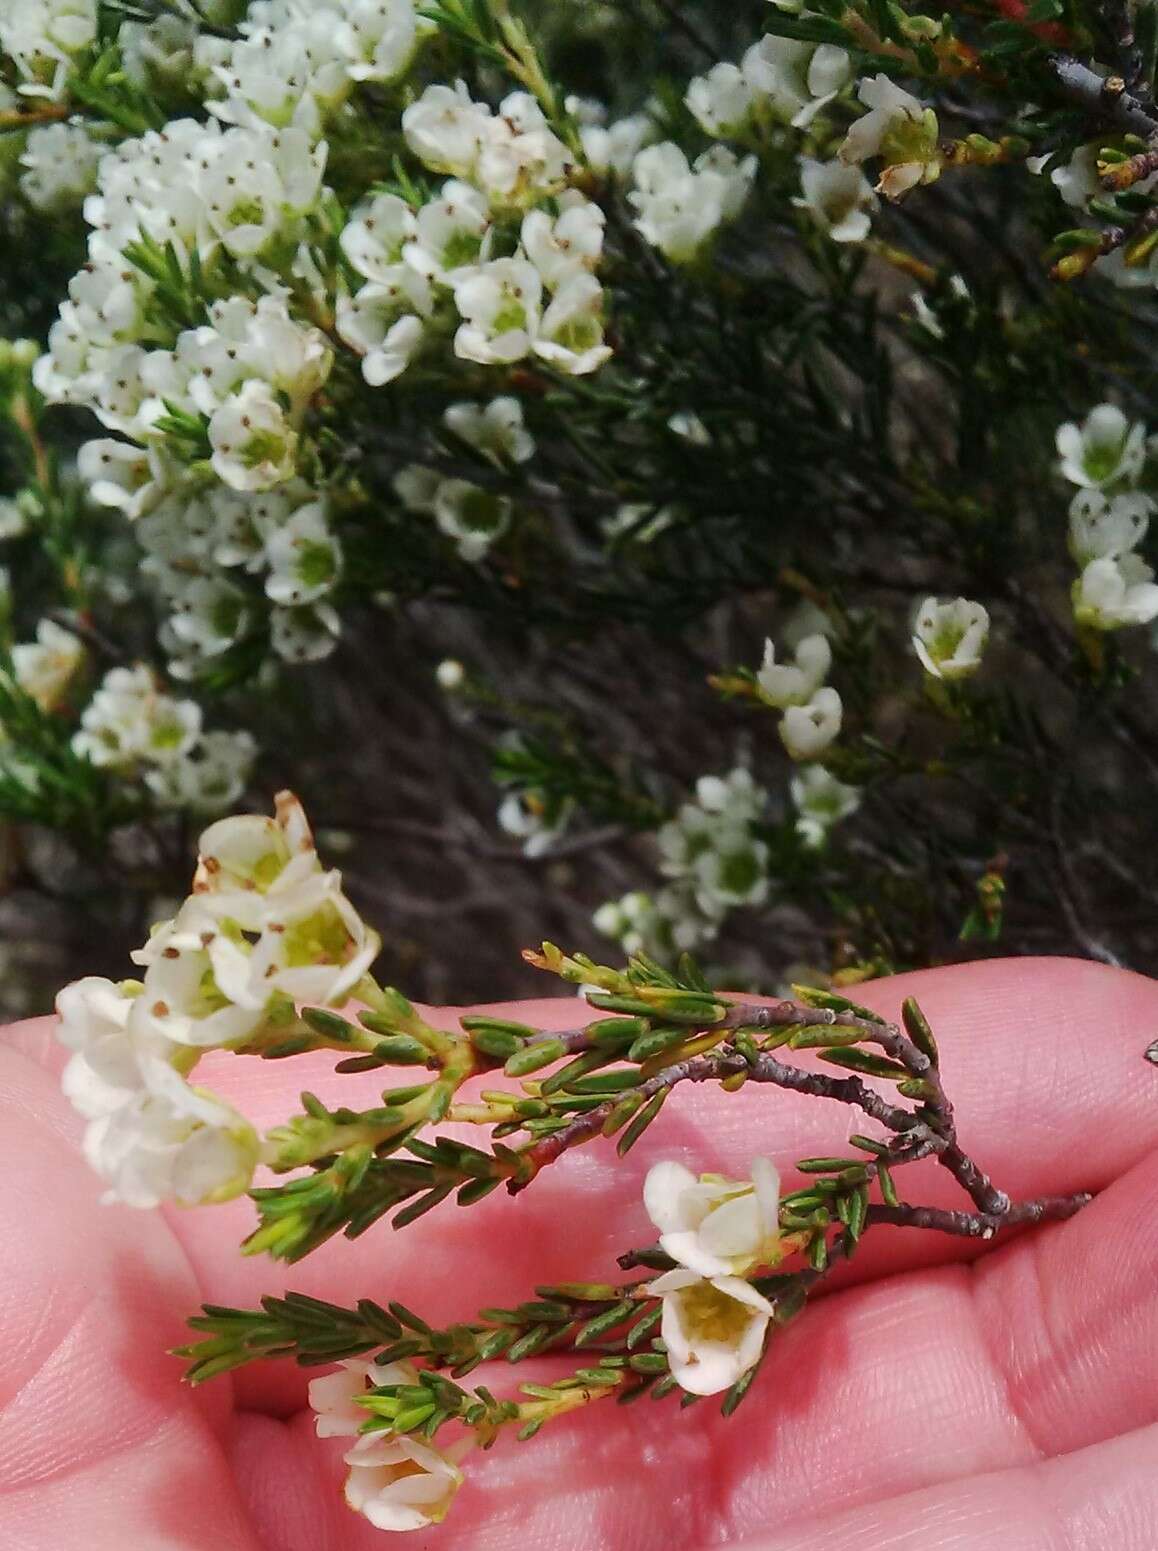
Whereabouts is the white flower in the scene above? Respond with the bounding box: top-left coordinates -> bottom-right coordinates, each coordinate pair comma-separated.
402,80 -> 491,178
55,973 -> 259,1209
475,91 -> 571,208
270,603 -> 341,662
404,179 -> 492,284
593,889 -> 664,957
758,633 -> 832,708
793,157 -> 877,243
444,397 -> 534,465
1056,403 -> 1147,489
1073,554 -> 1158,630
340,0 -> 420,85
1068,489 -> 1154,566
742,37 -> 851,129
77,438 -> 170,518
691,837 -> 770,912
336,269 -> 432,386
453,257 -> 542,365
839,74 -> 940,199
19,119 -> 101,210
1050,144 -> 1103,209
145,730 -> 256,814
309,1358 -> 420,1437
533,270 -> 613,376
435,657 -> 465,690
340,193 -> 418,281
1,0 -> 97,100
779,686 -> 843,760
521,195 -> 605,286
430,479 -> 511,561
209,380 -> 299,491
581,112 -> 655,178
264,499 -> 342,606
686,62 -> 756,138
644,1157 -> 782,1278
80,1056 -> 260,1209
343,1432 -> 466,1532
667,411 -> 711,445
791,765 -> 860,848
497,789 -> 569,856
629,143 -> 755,262
694,767 -> 766,825
11,618 -> 84,711
648,1267 -> 775,1396
72,664 -> 203,770
912,597 -> 989,680
120,14 -> 200,93
190,792 -> 381,1007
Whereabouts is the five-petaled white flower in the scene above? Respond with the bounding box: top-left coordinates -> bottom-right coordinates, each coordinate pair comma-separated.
644,1157 -> 782,1278
343,1433 -> 468,1532
912,596 -> 990,680
647,1267 -> 776,1396
1056,403 -> 1147,490
779,686 -> 843,760
758,632 -> 832,707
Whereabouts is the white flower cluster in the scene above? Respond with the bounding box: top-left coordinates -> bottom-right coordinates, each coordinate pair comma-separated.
395,397 -> 534,562
334,85 -> 611,383
134,480 -> 343,670
758,630 -> 842,759
596,769 -> 769,957
628,143 -> 755,263
686,35 -> 851,138
644,1157 -> 781,1395
207,0 -> 427,138
56,792 -> 380,1206
0,0 -> 97,101
18,118 -> 102,211
1057,405 -> 1158,630
35,120 -> 332,502
309,1359 -> 468,1531
72,664 -> 256,812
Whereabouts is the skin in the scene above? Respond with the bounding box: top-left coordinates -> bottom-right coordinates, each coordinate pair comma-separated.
1,955 -> 1157,1550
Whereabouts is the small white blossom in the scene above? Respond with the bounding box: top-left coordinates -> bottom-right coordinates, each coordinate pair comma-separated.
264,499 -> 343,606
1,0 -> 98,101
336,268 -> 433,386
497,788 -> 569,855
1068,489 -> 1154,566
686,62 -> 756,138
581,112 -> 655,177
209,380 -> 299,491
779,686 -> 843,760
1056,403 -> 1147,489
1050,144 -> 1103,209
1073,554 -> 1158,630
10,618 -> 84,711
443,397 -> 534,465
403,179 -> 492,284
839,74 -> 940,199
270,603 -> 342,662
647,1266 -> 775,1396
343,1433 -> 466,1532
435,657 -> 465,690
742,37 -> 851,129
793,157 -> 877,243
758,632 -> 832,708
340,192 -> 418,281
644,1157 -> 782,1278
791,765 -> 860,848
309,1358 -> 420,1437
453,257 -> 542,365
912,596 -> 990,681
19,119 -> 101,210
402,80 -> 492,178
521,195 -> 605,287
432,478 -> 511,561
629,142 -> 755,262
534,270 -> 613,376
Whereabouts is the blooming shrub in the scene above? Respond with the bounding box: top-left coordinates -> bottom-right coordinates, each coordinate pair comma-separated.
2,0 -> 1158,1007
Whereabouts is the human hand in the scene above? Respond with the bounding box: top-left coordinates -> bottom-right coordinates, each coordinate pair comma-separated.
2,956 -> 1156,1550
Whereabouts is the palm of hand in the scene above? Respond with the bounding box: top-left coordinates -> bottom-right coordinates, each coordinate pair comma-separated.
2,957 -> 1156,1551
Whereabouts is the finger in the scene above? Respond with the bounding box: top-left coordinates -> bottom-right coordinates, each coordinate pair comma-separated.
0,1042 -> 262,1550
